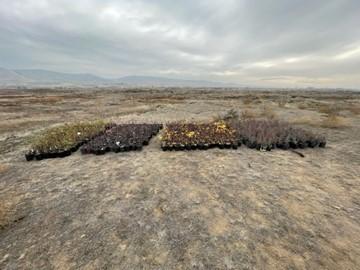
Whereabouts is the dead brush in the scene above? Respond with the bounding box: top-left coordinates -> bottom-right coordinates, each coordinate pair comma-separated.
242,95 -> 255,105
0,198 -> 15,230
317,104 -> 350,129
297,103 -> 308,110
277,96 -> 289,108
318,104 -> 340,115
0,203 -> 10,229
260,104 -> 277,119
320,114 -> 349,129
347,104 -> 360,115
0,164 -> 9,173
240,109 -> 257,120
214,109 -> 239,124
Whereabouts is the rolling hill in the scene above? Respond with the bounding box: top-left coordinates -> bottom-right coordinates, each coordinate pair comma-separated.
0,68 -> 233,88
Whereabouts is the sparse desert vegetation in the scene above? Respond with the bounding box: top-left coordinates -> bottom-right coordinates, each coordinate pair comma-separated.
0,164 -> 9,173
0,88 -> 359,270
0,193 -> 21,231
0,201 -> 10,230
319,114 -> 350,128
241,108 -> 258,119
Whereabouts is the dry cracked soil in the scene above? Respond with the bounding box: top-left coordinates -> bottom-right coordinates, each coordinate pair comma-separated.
0,88 -> 359,269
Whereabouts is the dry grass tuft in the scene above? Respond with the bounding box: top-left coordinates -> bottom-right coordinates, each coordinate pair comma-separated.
0,205 -> 9,229
239,104 -> 276,121
294,101 -> 351,129
36,96 -> 64,104
291,115 -> 350,129
0,164 -> 9,173
299,101 -> 359,116
297,103 -> 308,110
260,104 -> 277,119
0,192 -> 23,230
242,95 -> 255,105
318,103 -> 350,129
214,109 -> 239,123
241,109 -> 257,119
242,95 -> 263,105
348,104 -> 360,115
290,116 -> 318,127
277,96 -> 288,108
0,199 -> 14,229
320,115 -> 350,129
317,104 -> 340,115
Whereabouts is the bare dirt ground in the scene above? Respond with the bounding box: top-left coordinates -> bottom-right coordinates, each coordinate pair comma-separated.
0,88 -> 359,270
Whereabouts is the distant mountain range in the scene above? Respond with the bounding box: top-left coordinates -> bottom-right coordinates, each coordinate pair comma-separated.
0,67 -> 234,88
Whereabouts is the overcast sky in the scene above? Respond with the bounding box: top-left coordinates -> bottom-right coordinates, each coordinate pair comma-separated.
0,0 -> 359,88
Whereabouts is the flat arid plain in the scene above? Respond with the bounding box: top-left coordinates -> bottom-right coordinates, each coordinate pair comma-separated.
0,88 -> 359,270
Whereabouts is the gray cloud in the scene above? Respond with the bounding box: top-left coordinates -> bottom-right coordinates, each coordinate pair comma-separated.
0,0 -> 359,88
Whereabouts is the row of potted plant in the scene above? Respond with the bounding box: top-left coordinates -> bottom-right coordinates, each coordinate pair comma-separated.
160,121 -> 239,151
25,121 -> 115,161
80,123 -> 163,155
231,119 -> 326,151
25,119 -> 326,159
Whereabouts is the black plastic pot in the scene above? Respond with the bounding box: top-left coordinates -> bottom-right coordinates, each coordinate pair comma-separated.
179,145 -> 185,151
319,141 -> 326,148
25,152 -> 35,161
283,143 -> 290,150
298,141 -> 306,149
40,152 -> 49,159
35,154 -> 44,160
289,141 -> 298,149
247,141 -> 257,149
307,140 -> 317,148
81,147 -> 90,154
95,148 -> 106,155
135,144 -> 143,151
161,145 -> 168,151
58,150 -> 71,158
48,151 -> 58,159
173,145 -> 181,151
